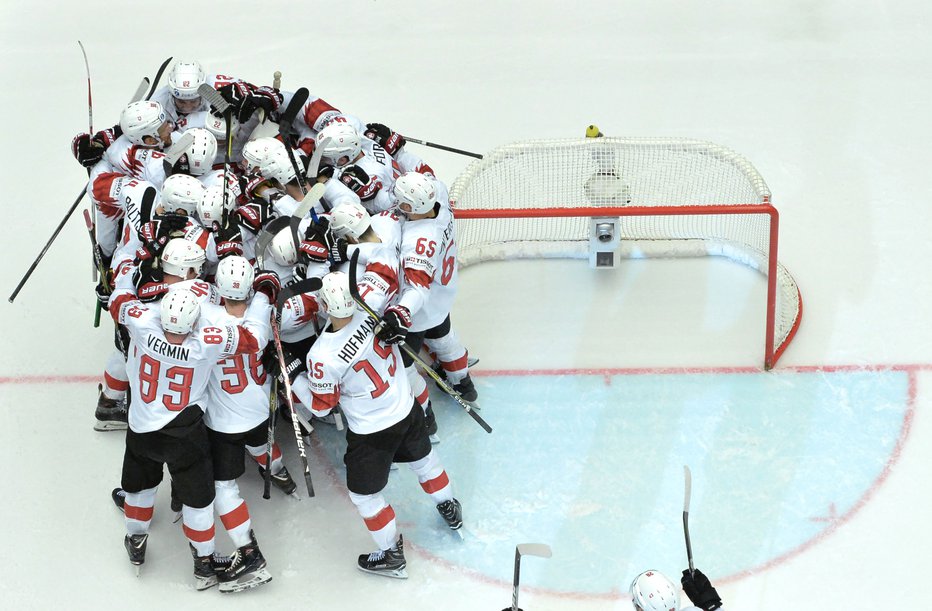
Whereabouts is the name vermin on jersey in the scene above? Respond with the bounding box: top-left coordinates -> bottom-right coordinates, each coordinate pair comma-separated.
337,317 -> 378,364
146,334 -> 191,361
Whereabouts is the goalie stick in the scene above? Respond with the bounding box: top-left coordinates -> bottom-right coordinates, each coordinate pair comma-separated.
347,249 -> 492,433
502,543 -> 552,611
270,277 -> 323,498
683,465 -> 695,575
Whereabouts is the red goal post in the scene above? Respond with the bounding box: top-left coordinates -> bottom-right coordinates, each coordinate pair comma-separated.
448,137 -> 802,369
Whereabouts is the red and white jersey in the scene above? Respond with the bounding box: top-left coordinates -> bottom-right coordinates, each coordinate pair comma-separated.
336,211 -> 403,313
150,73 -> 243,123
91,175 -> 157,260
294,310 -> 411,434
201,295 -> 273,434
279,288 -> 321,344
110,296 -> 259,433
396,181 -> 458,331
91,136 -> 168,189
296,94 -> 365,134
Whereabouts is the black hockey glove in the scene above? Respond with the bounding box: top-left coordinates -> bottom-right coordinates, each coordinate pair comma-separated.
299,218 -> 331,264
214,83 -> 283,123
132,258 -> 168,303
95,270 -> 114,311
340,164 -> 381,201
375,305 -> 411,344
213,212 -> 243,259
276,352 -> 307,386
316,164 -> 336,182
71,125 -> 121,168
253,270 -> 282,304
681,569 -> 722,611
364,122 -> 406,156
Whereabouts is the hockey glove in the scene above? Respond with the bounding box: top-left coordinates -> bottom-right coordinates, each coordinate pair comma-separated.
238,172 -> 272,205
681,569 -> 722,611
340,164 -> 381,202
275,351 -> 307,386
364,122 -> 406,156
375,305 -> 411,345
235,199 -> 275,235
135,235 -> 169,263
316,164 -> 336,183
132,258 -> 168,303
95,269 -> 114,311
71,126 -> 121,168
299,218 -> 331,264
253,270 -> 282,304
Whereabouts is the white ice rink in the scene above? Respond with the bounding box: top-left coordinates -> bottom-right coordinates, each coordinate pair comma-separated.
2,1 -> 932,609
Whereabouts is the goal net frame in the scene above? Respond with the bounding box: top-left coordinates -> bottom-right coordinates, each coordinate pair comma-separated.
448,137 -> 802,370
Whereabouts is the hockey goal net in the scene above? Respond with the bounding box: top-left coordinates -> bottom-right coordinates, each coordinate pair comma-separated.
449,137 -> 801,369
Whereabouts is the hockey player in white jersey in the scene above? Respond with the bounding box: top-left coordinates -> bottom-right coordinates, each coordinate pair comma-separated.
316,122 -> 400,214
376,172 -> 478,433
108,283 -> 268,589
629,568 -> 723,611
291,272 -> 463,578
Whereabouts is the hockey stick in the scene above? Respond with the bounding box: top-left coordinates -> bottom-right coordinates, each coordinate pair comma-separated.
272,71 -> 282,90
278,88 -> 311,196
262,376 -> 277,500
77,40 -> 100,293
347,249 -> 492,433
145,57 -> 172,101
403,136 -> 483,160
83,209 -> 108,327
270,277 -> 323,498
503,543 -> 552,611
130,78 -> 149,103
683,465 -> 695,575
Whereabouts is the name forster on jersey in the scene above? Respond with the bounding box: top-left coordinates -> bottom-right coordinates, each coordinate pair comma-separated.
146,334 -> 191,361
337,317 -> 378,364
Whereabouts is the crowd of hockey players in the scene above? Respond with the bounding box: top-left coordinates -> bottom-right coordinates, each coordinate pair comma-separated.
71,60 -> 477,591
70,60 -> 725,610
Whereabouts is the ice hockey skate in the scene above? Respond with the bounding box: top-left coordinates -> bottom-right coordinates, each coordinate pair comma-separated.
437,498 -> 464,539
257,464 -> 298,496
94,383 -> 127,431
190,544 -> 232,591
111,487 -> 126,512
218,530 -> 272,593
124,533 -> 148,576
425,404 -> 440,444
451,374 -> 478,403
357,534 -> 407,579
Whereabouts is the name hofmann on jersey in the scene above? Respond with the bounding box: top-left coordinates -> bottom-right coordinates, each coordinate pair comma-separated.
337,317 -> 378,364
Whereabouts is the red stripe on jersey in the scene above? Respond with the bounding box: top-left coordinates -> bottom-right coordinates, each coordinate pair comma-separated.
104,372 -> 129,392
303,98 -> 339,131
219,501 -> 250,531
233,327 -> 259,355
311,390 -> 339,414
440,353 -> 469,372
405,267 -> 433,289
366,262 -> 399,297
183,523 -> 216,543
419,470 -> 450,494
363,505 -> 396,532
124,503 -> 154,522
195,230 -> 209,250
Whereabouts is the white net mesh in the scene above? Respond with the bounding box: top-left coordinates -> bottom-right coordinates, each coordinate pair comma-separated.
449,137 -> 801,367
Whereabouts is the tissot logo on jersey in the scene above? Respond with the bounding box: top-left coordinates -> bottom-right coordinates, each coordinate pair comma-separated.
146,334 -> 191,361
337,317 -> 378,364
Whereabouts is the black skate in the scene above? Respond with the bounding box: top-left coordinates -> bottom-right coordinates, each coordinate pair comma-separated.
451,374 -> 478,403
218,530 -> 272,593
190,544 -> 233,591
437,498 -> 463,531
357,534 -> 407,579
112,488 -> 126,512
170,481 -> 182,523
94,383 -> 127,431
124,533 -> 148,575
257,464 -> 298,496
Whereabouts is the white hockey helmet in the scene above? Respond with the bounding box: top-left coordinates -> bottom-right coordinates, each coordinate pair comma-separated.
160,288 -> 201,335
259,146 -> 302,185
204,112 -> 240,142
242,137 -> 285,173
269,228 -> 298,267
393,172 -> 437,215
329,199 -> 371,240
184,128 -> 218,176
168,61 -> 207,100
629,571 -> 680,611
197,185 -> 228,226
120,101 -> 167,146
160,174 -> 205,215
215,256 -> 255,301
317,122 -> 362,167
160,238 -> 206,278
319,271 -> 356,319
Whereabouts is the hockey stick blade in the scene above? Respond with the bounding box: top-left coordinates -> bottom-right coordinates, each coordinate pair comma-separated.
347,250 -> 492,434
683,465 -> 695,575
275,277 -> 323,311
254,216 -> 291,269
278,88 -> 309,141
516,543 -> 552,558
146,57 -> 172,101
130,78 -> 149,103
306,137 -> 330,181
198,83 -> 230,115
290,182 -> 326,250
162,132 -> 194,166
